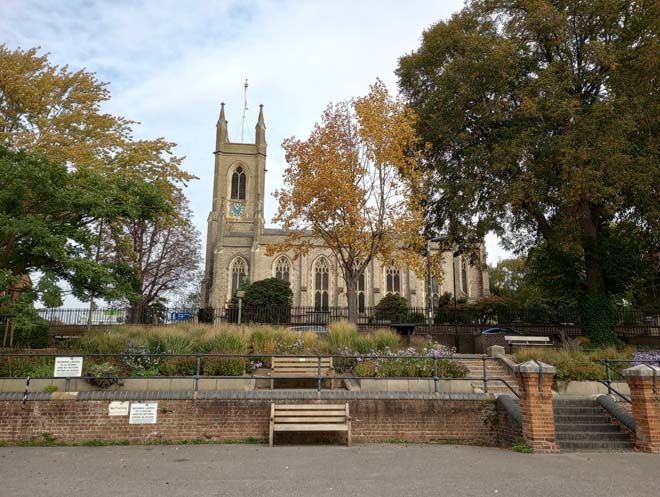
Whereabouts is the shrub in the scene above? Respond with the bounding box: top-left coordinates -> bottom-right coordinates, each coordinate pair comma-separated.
160,356 -> 198,376
326,320 -> 358,352
74,329 -> 130,354
374,294 -> 409,323
203,356 -> 246,376
513,346 -> 636,382
123,343 -> 162,373
85,362 -> 122,388
353,343 -> 466,378
0,356 -> 54,377
632,350 -> 660,366
244,278 -> 292,307
200,329 -> 248,376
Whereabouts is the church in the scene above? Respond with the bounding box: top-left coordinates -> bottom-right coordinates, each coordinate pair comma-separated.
201,104 -> 490,311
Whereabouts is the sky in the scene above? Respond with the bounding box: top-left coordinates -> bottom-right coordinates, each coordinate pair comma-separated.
2,0 -> 511,302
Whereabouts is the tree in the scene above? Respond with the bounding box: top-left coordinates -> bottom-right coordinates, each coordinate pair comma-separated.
270,80 -> 426,323
243,278 -> 293,308
0,45 -> 193,194
397,1 -> 660,344
0,146 -> 169,310
0,45 -> 198,310
109,193 -> 202,323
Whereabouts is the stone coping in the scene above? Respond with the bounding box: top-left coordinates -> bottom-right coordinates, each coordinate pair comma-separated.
0,390 -> 494,402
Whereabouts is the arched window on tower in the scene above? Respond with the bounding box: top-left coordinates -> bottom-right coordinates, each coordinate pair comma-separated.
230,257 -> 248,296
386,264 -> 401,295
314,257 -> 330,311
461,258 -> 468,296
431,274 -> 439,310
230,166 -> 246,200
274,256 -> 290,283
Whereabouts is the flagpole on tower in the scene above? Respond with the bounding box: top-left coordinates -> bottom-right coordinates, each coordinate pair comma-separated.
241,79 -> 248,142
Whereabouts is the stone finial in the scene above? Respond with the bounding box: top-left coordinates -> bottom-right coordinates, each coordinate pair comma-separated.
623,364 -> 660,377
515,360 -> 556,375
255,104 -> 266,147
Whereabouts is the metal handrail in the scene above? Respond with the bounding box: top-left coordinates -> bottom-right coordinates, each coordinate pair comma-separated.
0,352 -> 519,397
598,358 -> 660,403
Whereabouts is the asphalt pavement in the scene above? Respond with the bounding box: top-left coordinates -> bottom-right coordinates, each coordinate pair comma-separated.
0,444 -> 658,497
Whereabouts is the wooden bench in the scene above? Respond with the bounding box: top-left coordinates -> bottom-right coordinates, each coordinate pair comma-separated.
505,335 -> 552,351
269,403 -> 351,446
270,357 -> 334,389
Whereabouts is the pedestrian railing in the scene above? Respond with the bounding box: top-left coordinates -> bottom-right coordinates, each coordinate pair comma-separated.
599,358 -> 660,403
0,352 -> 519,397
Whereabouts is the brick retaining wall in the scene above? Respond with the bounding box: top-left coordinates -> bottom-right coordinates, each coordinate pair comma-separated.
0,395 -> 498,446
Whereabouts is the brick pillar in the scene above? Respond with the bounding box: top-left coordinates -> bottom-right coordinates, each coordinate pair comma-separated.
515,360 -> 559,453
623,364 -> 660,453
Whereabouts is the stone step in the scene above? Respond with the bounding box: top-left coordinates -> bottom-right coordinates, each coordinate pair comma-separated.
556,431 -> 632,441
555,423 -> 620,433
554,414 -> 613,424
553,399 -> 598,407
553,407 -> 605,415
558,440 -> 635,451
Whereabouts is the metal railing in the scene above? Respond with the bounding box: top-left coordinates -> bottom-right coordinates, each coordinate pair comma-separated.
15,305 -> 659,330
0,352 -> 519,398
599,358 -> 660,403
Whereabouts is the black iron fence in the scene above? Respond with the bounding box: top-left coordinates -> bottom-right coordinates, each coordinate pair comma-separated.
15,305 -> 660,330
0,352 -> 519,397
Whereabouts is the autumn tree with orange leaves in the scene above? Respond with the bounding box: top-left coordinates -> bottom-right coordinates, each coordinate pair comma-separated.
270,81 -> 427,323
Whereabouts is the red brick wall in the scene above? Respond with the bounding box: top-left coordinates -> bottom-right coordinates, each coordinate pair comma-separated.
494,403 -> 523,447
626,376 -> 660,453
0,399 -> 497,445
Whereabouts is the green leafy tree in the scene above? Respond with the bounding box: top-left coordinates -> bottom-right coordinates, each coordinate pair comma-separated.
0,146 -> 169,310
398,0 -> 660,343
240,278 -> 293,324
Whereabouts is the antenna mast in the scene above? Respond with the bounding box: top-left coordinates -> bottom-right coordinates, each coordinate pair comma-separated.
240,79 -> 248,142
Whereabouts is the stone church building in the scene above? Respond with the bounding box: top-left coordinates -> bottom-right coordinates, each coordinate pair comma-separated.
201,104 -> 490,311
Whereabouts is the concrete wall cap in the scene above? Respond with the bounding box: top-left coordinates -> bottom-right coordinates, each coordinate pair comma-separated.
515,360 -> 556,375
487,345 -> 505,357
623,364 -> 660,377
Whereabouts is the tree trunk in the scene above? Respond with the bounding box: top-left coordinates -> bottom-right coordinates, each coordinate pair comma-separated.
579,208 -> 617,344
346,276 -> 359,324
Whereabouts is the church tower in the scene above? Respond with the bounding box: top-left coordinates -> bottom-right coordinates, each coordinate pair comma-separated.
201,103 -> 267,308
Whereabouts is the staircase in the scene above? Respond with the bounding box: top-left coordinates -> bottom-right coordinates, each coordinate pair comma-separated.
553,397 -> 635,451
459,357 -> 518,394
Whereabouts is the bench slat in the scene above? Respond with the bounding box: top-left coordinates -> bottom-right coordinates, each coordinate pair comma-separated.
273,424 -> 348,432
273,404 -> 347,410
275,410 -> 347,417
274,416 -> 347,423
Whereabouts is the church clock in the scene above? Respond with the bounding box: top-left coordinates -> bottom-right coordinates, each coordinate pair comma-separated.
230,202 -> 246,217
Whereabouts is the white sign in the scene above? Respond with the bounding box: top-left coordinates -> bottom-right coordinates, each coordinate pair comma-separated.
108,401 -> 130,416
129,402 -> 158,424
53,357 -> 83,377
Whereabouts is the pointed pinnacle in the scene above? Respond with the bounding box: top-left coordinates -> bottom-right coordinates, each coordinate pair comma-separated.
257,104 -> 265,126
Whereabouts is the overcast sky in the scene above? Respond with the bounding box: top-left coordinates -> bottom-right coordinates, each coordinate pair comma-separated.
2,0 -> 510,286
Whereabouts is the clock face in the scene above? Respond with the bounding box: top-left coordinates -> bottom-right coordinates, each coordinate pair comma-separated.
230,202 -> 245,217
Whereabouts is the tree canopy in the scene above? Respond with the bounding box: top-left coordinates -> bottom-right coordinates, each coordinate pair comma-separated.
0,45 -> 200,314
0,146 -> 170,309
398,0 -> 660,343
270,80 -> 427,322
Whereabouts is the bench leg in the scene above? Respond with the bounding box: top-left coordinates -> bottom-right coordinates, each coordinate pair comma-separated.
269,421 -> 274,447
347,423 -> 352,447
270,377 -> 274,390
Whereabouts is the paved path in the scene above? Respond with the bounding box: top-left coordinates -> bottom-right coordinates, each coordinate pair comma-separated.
0,444 -> 657,497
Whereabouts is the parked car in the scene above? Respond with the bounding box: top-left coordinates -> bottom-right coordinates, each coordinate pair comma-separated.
479,327 -> 523,335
